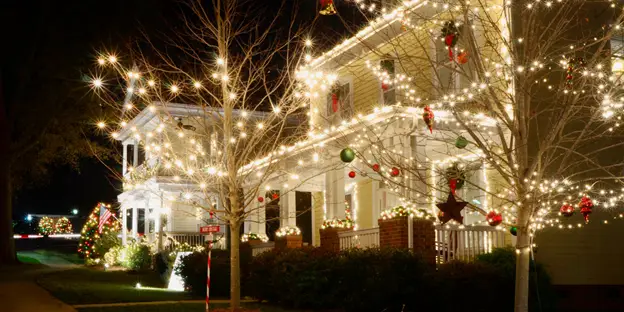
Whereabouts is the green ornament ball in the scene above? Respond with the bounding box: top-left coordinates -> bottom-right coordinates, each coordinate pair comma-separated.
455,136 -> 468,149
340,148 -> 356,163
510,226 -> 518,236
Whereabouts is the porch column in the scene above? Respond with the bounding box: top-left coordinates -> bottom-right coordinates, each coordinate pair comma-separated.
325,166 -> 345,220
132,206 -> 138,240
122,205 -> 128,245
257,196 -> 266,235
280,189 -> 296,227
144,208 -> 150,242
133,140 -> 139,167
122,143 -> 128,176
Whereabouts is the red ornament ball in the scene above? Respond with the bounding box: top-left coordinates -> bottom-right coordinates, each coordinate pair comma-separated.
486,211 -> 503,226
257,196 -> 264,203
348,171 -> 356,178
391,167 -> 400,177
372,164 -> 380,172
560,204 -> 574,217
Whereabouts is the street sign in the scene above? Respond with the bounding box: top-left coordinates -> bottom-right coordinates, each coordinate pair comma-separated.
200,225 -> 220,234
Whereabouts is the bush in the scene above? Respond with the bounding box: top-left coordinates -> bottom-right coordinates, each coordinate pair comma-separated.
120,241 -> 152,271
476,247 -> 556,312
94,229 -> 121,257
103,246 -> 122,266
175,249 -> 232,297
246,247 -> 555,312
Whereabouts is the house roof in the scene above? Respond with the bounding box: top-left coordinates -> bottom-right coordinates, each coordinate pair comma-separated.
309,0 -> 433,70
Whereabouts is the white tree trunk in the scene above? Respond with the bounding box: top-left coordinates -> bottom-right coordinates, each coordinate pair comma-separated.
229,220 -> 241,311
514,207 -> 532,312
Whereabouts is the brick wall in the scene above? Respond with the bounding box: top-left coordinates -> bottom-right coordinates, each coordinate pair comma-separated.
379,217 -> 435,265
319,227 -> 351,252
275,234 -> 302,249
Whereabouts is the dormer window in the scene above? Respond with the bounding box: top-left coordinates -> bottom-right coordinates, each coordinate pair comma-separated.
434,21 -> 475,93
326,81 -> 353,120
380,59 -> 396,105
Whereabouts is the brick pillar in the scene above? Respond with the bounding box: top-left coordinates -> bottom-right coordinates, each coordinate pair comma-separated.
319,227 -> 350,252
379,217 -> 435,265
275,234 -> 302,249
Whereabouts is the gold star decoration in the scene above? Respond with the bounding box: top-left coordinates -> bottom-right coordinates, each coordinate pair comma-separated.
436,192 -> 468,224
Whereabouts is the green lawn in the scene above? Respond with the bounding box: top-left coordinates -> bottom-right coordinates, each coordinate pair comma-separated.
17,254 -> 41,264
37,268 -> 196,304
32,249 -> 83,264
77,303 -> 290,312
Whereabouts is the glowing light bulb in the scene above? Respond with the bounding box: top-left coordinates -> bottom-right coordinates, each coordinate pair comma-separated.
97,58 -> 106,65
193,81 -> 202,88
170,85 -> 179,93
216,57 -> 225,65
92,78 -> 103,88
97,121 -> 106,129
108,55 -> 117,63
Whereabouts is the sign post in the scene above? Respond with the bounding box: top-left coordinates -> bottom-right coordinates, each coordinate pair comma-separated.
200,225 -> 220,312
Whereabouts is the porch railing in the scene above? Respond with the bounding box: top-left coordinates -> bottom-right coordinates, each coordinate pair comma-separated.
435,225 -> 509,263
338,228 -> 381,249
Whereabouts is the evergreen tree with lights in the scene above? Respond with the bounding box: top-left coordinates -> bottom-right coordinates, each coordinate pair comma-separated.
54,217 -> 73,234
38,216 -> 54,235
78,203 -> 120,260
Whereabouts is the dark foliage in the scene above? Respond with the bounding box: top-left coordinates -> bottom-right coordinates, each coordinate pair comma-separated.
175,249 -> 234,298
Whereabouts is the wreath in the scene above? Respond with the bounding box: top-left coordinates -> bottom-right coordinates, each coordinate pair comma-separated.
445,163 -> 467,193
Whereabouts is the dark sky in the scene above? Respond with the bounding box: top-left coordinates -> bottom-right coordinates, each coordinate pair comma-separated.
4,0 -> 365,220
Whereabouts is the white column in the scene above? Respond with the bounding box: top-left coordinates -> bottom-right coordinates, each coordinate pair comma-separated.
132,206 -> 138,239
144,208 -> 150,239
280,190 -> 297,227
122,205 -> 128,245
122,143 -> 128,176
257,198 -> 266,235
133,140 -> 139,167
325,166 -> 346,220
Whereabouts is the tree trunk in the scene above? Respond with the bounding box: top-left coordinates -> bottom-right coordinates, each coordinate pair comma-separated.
514,208 -> 532,312
229,220 -> 241,311
0,75 -> 16,265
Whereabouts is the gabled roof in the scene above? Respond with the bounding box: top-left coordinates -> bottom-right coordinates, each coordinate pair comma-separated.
309,0 -> 433,70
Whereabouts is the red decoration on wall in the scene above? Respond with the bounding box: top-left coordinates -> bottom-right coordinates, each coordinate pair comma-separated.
257,196 -> 264,203
372,163 -> 380,172
578,196 -> 593,223
560,204 -> 574,217
445,34 -> 455,60
486,211 -> 503,226
348,171 -> 356,178
423,106 -> 434,133
332,93 -> 339,112
391,167 -> 400,177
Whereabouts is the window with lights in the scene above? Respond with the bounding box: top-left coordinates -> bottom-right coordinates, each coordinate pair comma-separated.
434,21 -> 475,94
326,80 -> 353,123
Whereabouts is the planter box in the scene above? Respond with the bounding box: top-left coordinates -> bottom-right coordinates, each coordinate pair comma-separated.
378,217 -> 435,265
275,234 -> 302,249
319,227 -> 352,252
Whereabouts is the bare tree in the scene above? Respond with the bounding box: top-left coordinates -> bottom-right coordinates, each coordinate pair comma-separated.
300,1 -> 624,311
88,0 -> 345,309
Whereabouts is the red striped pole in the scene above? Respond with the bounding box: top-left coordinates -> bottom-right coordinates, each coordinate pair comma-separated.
206,233 -> 213,312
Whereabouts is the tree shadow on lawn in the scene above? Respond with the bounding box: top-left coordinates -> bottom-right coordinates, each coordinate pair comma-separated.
37,267 -> 196,304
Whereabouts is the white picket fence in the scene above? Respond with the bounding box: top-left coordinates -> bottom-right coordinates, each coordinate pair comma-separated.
338,228 -> 381,249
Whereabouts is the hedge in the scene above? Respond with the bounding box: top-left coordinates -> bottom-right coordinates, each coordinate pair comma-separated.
247,247 -> 555,312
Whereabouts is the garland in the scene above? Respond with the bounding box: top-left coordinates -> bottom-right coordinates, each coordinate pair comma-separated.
241,232 -> 269,242
275,225 -> 301,237
380,206 -> 432,220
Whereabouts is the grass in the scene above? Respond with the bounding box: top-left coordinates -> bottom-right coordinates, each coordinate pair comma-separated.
32,249 -> 83,264
77,303 -> 290,312
17,254 -> 41,264
37,267 -> 196,304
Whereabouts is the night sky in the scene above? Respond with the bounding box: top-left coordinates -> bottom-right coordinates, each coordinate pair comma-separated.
3,0 -> 363,221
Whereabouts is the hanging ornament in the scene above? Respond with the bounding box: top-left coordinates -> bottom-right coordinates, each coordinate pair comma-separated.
446,163 -> 466,193
486,211 -> 503,226
391,167 -> 400,177
257,196 -> 264,203
509,226 -> 518,236
422,106 -> 434,133
560,204 -> 574,217
272,193 -> 279,200
457,51 -> 469,64
436,193 -> 467,224
440,21 -> 459,61
381,83 -> 389,91
319,0 -> 337,15
330,84 -> 340,113
455,136 -> 468,149
565,57 -> 586,89
340,147 -> 356,163
372,163 -> 380,172
348,171 -> 356,178
578,196 -> 593,223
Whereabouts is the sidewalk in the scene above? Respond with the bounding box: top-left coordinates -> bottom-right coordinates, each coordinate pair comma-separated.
0,262 -> 77,312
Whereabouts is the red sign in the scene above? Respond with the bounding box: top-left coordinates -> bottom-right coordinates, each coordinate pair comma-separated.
200,225 -> 220,234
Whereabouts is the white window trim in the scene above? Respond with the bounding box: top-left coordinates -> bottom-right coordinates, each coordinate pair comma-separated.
378,57 -> 399,106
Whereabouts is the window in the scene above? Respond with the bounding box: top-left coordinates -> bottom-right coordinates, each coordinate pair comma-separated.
612,36 -> 624,73
434,22 -> 475,92
380,59 -> 396,105
326,81 -> 353,120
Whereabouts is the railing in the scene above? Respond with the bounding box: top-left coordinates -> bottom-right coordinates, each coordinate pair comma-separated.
164,232 -> 227,251
251,242 -> 276,257
435,225 -> 509,263
338,228 -> 380,249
